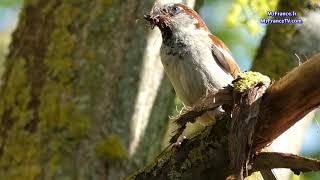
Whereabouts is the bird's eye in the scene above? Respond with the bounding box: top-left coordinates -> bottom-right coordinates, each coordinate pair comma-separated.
171,5 -> 182,15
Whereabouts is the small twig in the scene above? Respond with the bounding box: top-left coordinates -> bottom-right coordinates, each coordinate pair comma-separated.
169,87 -> 233,143
250,152 -> 320,174
174,87 -> 233,126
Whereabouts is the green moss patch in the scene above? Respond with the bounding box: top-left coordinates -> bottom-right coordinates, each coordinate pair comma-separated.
233,71 -> 271,92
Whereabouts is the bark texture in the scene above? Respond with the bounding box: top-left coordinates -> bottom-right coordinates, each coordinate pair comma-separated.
0,0 -> 177,179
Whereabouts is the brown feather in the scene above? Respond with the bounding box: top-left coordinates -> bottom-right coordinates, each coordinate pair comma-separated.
209,34 -> 240,78
176,3 -> 209,31
175,3 -> 240,78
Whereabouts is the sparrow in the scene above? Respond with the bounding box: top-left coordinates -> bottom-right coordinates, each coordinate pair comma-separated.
144,3 -> 240,126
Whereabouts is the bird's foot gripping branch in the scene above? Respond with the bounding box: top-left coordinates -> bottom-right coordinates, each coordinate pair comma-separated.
127,54 -> 320,180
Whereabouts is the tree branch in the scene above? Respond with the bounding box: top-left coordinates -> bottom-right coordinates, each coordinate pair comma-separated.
253,53 -> 320,150
251,152 -> 320,174
127,54 -> 320,180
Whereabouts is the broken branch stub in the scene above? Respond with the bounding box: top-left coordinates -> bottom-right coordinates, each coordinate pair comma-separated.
228,72 -> 270,180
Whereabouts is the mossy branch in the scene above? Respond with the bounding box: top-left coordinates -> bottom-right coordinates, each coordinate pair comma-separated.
126,54 -> 320,180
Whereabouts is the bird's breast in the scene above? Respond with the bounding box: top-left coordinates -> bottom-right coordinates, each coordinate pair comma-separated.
160,42 -> 233,106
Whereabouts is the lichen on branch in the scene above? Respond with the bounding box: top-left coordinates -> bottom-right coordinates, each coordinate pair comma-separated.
233,71 -> 271,93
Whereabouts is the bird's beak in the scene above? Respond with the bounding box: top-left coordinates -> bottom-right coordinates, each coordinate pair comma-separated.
144,14 -> 158,29
144,6 -> 170,30
144,14 -> 152,22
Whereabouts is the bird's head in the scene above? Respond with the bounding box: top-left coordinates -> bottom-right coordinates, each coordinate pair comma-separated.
144,3 -> 209,39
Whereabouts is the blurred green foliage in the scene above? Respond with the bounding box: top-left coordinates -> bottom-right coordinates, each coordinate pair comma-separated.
227,0 -> 278,34
227,0 -> 319,35
0,0 -> 22,7
0,31 -> 10,75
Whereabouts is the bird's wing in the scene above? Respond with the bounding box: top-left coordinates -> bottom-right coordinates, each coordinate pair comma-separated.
209,34 -> 240,78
